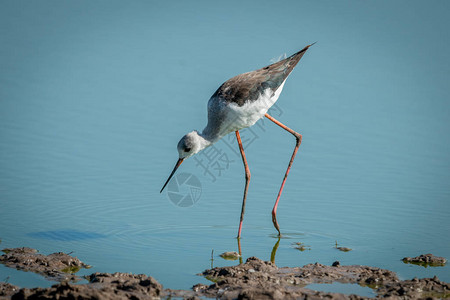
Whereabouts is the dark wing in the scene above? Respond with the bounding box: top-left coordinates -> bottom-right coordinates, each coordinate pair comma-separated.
212,44 -> 312,106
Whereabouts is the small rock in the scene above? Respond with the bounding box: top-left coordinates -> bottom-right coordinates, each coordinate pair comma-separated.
219,251 -> 240,260
402,254 -> 446,266
336,247 -> 352,252
192,283 -> 208,292
332,261 -> 340,267
293,242 -> 311,251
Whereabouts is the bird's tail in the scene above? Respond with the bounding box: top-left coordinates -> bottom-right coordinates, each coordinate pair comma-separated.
290,42 -> 316,59
279,42 -> 316,77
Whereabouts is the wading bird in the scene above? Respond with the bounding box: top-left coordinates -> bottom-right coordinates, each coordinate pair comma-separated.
161,44 -> 314,238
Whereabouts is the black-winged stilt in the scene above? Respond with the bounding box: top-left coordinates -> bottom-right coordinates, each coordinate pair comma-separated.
161,44 -> 314,238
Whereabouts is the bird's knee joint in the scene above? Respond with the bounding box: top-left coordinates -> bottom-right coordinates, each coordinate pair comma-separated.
245,172 -> 251,181
295,133 -> 302,144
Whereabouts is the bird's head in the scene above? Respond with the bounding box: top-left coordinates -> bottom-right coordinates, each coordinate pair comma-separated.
177,131 -> 204,159
160,131 -> 208,193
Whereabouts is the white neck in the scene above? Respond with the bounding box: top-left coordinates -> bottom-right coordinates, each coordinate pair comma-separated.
192,131 -> 214,154
198,133 -> 213,149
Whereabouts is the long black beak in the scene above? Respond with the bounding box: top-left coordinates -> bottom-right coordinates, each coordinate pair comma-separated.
160,158 -> 184,193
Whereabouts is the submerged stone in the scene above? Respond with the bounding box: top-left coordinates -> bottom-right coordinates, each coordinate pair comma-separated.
219,251 -> 241,260
402,253 -> 447,267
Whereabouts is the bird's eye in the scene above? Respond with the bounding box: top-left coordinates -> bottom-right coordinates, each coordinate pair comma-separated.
184,147 -> 191,152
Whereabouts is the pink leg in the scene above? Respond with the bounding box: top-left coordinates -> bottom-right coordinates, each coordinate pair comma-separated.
236,131 -> 251,239
265,113 -> 302,236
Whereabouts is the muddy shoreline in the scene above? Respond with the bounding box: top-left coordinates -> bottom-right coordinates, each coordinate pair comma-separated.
0,247 -> 448,299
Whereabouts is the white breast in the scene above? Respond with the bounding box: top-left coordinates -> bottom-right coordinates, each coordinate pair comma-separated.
221,79 -> 286,134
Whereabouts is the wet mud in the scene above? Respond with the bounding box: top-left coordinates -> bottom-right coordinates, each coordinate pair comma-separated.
2,273 -> 162,300
0,247 -> 90,282
0,282 -> 19,298
0,248 -> 448,299
198,257 -> 449,299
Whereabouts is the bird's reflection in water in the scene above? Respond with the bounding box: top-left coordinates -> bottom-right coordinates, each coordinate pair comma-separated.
237,238 -> 243,264
235,236 -> 281,265
212,236 -> 282,268
270,237 -> 281,264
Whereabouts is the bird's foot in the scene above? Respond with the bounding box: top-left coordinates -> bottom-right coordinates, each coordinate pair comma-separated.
272,211 -> 281,236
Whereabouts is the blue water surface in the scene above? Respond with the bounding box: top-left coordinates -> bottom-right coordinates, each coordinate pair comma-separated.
0,0 -> 449,293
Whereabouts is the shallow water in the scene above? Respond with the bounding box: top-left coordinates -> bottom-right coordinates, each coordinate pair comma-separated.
306,282 -> 376,298
0,0 -> 449,293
